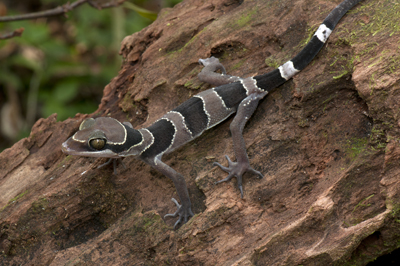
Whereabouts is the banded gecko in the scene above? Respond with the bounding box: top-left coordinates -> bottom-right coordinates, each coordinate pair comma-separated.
62,0 -> 363,228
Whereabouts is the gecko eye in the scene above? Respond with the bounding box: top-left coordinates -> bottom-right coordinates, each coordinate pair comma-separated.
89,138 -> 106,150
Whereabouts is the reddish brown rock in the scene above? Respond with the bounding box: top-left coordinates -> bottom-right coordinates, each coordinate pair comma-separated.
1,0 -> 400,265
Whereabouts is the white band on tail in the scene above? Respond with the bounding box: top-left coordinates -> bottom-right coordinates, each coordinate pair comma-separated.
278,61 -> 300,80
314,24 -> 332,43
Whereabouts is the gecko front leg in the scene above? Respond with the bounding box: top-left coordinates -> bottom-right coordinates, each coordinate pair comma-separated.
97,158 -> 126,174
143,156 -> 194,229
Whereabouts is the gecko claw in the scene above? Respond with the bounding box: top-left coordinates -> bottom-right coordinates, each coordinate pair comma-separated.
239,185 -> 244,198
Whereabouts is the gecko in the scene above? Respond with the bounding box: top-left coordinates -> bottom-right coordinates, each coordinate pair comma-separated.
62,0 -> 363,228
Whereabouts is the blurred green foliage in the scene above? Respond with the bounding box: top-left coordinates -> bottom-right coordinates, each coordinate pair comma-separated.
0,0 -> 182,150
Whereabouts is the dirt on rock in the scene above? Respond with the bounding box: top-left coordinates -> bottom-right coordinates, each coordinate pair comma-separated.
1,0 -> 400,265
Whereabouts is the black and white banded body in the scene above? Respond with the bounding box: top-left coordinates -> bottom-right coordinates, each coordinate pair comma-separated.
62,0 -> 363,228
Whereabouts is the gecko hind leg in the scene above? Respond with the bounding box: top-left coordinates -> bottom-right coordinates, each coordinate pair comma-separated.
214,92 -> 266,198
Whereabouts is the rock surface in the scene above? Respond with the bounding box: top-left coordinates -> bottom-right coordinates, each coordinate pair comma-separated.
1,0 -> 400,265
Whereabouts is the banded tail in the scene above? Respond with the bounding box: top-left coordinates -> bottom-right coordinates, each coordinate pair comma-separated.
255,0 -> 362,92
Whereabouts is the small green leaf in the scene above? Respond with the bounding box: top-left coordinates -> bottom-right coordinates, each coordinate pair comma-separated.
123,2 -> 158,21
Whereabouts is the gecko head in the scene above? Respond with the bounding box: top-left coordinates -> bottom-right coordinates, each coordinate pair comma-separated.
62,117 -> 130,158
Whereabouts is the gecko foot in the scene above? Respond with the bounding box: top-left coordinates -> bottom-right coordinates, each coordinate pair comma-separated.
213,155 -> 263,198
198,56 -> 226,74
164,198 -> 194,229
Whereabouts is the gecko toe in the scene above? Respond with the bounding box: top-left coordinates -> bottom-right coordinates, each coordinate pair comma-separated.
173,218 -> 182,229
215,172 -> 235,184
224,155 -> 234,164
248,167 -> 264,179
213,162 -> 230,172
213,155 -> 235,173
164,198 -> 181,218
